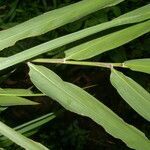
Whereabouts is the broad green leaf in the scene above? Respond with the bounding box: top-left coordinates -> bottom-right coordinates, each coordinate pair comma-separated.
0,88 -> 45,97
0,112 -> 55,147
0,96 -> 38,106
124,58 -> 150,74
110,69 -> 150,121
0,5 -> 149,70
0,121 -> 49,150
65,20 -> 150,60
0,0 -> 124,51
28,63 -> 150,150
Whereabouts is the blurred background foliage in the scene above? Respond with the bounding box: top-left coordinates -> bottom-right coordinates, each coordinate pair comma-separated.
0,0 -> 149,149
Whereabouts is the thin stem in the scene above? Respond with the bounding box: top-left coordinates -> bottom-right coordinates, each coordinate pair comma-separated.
32,58 -> 126,69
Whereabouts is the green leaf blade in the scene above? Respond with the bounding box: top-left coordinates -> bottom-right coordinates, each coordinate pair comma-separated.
28,63 -> 150,150
0,5 -> 149,70
0,121 -> 48,150
65,20 -> 150,60
124,58 -> 150,74
0,88 -> 45,97
110,69 -> 150,121
0,85 -> 40,107
0,0 -> 124,51
114,4 -> 150,23
0,112 -> 55,147
0,96 -> 38,106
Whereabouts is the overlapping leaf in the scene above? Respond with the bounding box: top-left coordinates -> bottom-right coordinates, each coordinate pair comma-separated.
65,20 -> 150,60
0,96 -> 38,106
113,3 -> 150,23
110,69 -> 150,121
28,63 -> 150,150
0,4 -> 150,70
0,0 -> 124,51
124,58 -> 150,74
0,121 -> 49,150
0,88 -> 39,106
0,112 -> 55,147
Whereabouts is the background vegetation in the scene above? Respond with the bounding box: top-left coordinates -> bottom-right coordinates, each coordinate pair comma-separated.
0,0 -> 149,149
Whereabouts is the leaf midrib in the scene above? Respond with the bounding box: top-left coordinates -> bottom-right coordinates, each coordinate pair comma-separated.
30,64 -> 128,131
29,64 -> 98,115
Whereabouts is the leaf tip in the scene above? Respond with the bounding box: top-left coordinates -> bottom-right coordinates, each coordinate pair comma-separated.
27,62 -> 33,67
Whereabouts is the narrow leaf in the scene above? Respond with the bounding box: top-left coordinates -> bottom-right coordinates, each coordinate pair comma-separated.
0,0 -> 124,51
110,69 -> 150,121
0,5 -> 149,70
28,63 -> 150,150
0,121 -> 48,150
113,4 -> 150,23
65,20 -> 150,60
124,58 -> 150,74
0,88 -> 38,106
0,96 -> 38,106
0,88 -> 40,106
0,112 -> 55,147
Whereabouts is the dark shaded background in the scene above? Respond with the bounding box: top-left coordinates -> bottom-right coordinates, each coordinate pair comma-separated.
0,0 -> 149,149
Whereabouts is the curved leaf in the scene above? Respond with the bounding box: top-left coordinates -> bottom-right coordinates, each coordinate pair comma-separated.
124,58 -> 150,74
110,69 -> 150,121
65,20 -> 150,60
28,63 -> 150,150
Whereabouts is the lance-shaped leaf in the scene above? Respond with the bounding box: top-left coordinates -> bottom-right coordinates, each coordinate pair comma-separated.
110,69 -> 150,121
0,112 -> 55,147
65,20 -> 150,60
124,58 -> 150,74
0,96 -> 38,106
28,63 -> 150,150
0,5 -> 150,71
0,121 -> 49,150
0,88 -> 39,106
0,0 -> 124,51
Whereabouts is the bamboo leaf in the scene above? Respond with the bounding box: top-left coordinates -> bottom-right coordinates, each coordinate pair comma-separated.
0,96 -> 38,106
0,121 -> 49,150
0,0 -> 124,51
0,5 -> 149,70
0,88 -> 38,106
0,112 -> 55,147
124,58 -> 150,74
65,20 -> 150,60
28,63 -> 150,150
110,69 -> 150,121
